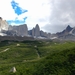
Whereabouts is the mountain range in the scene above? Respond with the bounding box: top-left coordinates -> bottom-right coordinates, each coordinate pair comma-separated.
1,17 -> 75,40
55,25 -> 75,40
0,17 -> 51,39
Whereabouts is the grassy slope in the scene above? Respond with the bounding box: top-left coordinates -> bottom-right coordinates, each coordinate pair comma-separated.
0,40 -> 75,75
34,43 -> 75,75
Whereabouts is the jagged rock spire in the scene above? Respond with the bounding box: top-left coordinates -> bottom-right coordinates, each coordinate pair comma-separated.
35,24 -> 40,37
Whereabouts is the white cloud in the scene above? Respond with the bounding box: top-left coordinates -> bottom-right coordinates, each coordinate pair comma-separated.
2,0 -> 75,33
0,0 -> 17,20
15,0 -> 51,29
43,0 -> 75,33
0,0 -> 51,31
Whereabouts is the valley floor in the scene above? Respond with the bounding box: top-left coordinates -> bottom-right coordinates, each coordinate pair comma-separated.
0,40 -> 75,75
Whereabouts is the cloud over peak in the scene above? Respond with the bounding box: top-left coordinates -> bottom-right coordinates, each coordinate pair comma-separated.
43,0 -> 75,33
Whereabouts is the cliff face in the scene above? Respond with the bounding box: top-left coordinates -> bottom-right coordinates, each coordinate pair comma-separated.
28,24 -> 40,37
0,17 -> 51,38
34,24 -> 40,37
8,24 -> 28,36
28,24 -> 51,38
0,17 -> 9,32
12,24 -> 28,36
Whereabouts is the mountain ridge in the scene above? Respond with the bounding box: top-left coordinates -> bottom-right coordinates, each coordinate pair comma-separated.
1,17 -> 75,40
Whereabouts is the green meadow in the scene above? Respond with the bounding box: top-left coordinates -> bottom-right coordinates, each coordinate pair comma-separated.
0,40 -> 75,75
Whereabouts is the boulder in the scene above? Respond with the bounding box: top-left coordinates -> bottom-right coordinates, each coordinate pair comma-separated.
9,67 -> 16,73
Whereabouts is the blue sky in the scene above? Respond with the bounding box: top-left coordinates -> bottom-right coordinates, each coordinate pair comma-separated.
7,0 -> 28,25
7,17 -> 27,25
11,0 -> 28,15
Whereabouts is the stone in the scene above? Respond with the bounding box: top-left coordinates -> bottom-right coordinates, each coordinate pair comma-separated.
9,67 -> 16,73
17,44 -> 20,46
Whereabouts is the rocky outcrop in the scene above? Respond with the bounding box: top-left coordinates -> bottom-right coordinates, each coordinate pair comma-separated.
13,24 -> 28,36
0,17 -> 9,32
8,24 -> 28,36
0,17 -> 51,39
40,30 -> 51,38
28,24 -> 40,37
32,28 -> 35,36
28,24 -> 51,38
9,67 -> 16,73
69,27 -> 75,35
56,25 -> 73,37
55,25 -> 75,40
35,24 -> 40,37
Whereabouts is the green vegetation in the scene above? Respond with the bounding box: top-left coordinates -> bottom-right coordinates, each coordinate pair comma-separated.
0,40 -> 75,75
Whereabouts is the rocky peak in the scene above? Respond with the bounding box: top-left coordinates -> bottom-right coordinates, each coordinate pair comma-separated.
0,17 -> 9,32
66,25 -> 72,32
35,24 -> 39,28
56,25 -> 73,37
35,24 -> 40,37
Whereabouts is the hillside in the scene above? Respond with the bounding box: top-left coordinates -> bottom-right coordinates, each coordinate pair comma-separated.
0,40 -> 75,75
